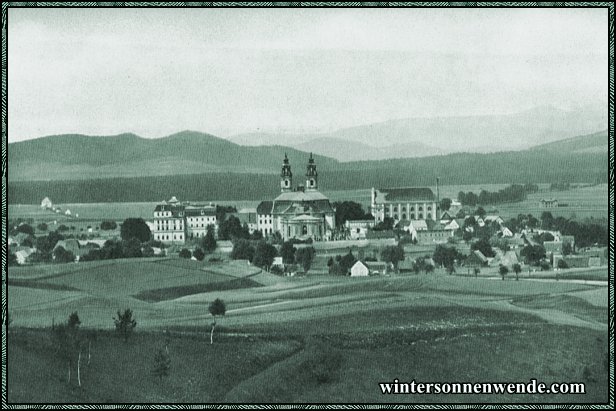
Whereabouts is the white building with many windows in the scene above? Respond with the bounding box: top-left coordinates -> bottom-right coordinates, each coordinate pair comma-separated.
371,187 -> 438,225
152,196 -> 217,244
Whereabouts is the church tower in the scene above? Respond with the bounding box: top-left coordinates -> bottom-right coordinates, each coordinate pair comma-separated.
305,153 -> 318,191
280,154 -> 293,192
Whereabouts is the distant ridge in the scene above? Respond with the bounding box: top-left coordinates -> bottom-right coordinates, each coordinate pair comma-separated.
228,105 -> 607,160
8,130 -> 338,181
529,130 -> 608,153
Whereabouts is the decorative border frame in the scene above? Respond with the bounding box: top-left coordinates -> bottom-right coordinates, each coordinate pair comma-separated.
0,2 -> 613,409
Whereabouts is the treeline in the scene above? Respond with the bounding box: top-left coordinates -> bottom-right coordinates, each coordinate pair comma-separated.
8,151 -> 606,204
458,183 -> 539,206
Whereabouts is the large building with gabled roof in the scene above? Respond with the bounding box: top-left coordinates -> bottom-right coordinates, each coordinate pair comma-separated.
257,154 -> 335,241
371,186 -> 439,224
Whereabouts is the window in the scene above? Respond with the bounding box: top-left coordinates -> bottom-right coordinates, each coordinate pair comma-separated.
394,214 -> 398,219
419,213 -> 423,219
402,214 -> 406,220
419,206 -> 423,211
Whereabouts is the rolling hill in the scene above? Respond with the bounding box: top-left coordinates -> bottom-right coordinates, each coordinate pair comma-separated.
229,105 -> 607,159
8,131 -> 338,181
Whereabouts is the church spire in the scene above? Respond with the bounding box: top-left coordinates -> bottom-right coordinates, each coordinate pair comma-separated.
280,153 -> 293,192
305,153 -> 318,191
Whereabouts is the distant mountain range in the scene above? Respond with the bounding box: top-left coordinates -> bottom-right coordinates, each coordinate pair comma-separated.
229,105 -> 606,161
7,121 -> 608,184
8,127 -> 608,203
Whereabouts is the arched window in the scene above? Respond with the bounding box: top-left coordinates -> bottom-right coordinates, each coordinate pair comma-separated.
419,213 -> 423,219
394,214 -> 398,219
428,206 -> 432,211
419,206 -> 423,211
411,213 -> 415,219
427,213 -> 431,219
302,225 -> 308,235
402,214 -> 407,220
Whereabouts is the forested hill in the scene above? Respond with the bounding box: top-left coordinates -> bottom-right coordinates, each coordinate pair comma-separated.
9,150 -> 607,204
8,131 -> 338,181
529,129 -> 608,154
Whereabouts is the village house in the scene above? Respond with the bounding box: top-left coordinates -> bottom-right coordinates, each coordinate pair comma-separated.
540,198 -> 559,208
345,219 -> 375,240
237,208 -> 258,234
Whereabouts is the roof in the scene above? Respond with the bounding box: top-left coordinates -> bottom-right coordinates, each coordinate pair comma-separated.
257,201 -> 274,215
184,206 -> 216,217
272,199 -> 334,215
274,190 -> 329,202
365,261 -> 388,269
410,220 -> 428,230
470,250 -> 488,263
377,187 -> 435,202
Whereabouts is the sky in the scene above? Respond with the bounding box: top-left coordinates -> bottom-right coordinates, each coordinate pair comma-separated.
7,7 -> 609,142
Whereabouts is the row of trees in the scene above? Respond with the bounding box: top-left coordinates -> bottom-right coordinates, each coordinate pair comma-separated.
231,239 -> 317,273
458,184 -> 538,206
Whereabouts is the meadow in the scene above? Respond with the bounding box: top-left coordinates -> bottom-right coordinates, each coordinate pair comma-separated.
6,256 -> 609,404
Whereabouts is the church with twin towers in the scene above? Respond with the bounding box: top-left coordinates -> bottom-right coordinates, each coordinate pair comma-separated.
256,154 -> 336,241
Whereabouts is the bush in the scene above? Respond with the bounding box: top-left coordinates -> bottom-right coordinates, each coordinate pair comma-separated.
178,248 -> 192,259
557,259 -> 568,269
193,247 -> 205,261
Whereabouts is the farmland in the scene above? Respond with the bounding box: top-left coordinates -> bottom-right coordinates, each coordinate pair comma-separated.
6,256 -> 609,403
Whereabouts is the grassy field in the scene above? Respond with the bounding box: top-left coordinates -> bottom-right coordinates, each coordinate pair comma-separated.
7,255 -> 609,403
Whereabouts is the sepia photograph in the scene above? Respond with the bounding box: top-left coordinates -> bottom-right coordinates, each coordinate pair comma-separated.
2,3 -> 613,407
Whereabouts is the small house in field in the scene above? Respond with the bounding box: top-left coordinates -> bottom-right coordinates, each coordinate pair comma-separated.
14,247 -> 35,265
41,197 -> 53,209
350,261 -> 370,277
53,239 -> 81,257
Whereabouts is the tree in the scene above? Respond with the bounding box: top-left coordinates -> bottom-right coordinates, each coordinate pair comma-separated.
68,311 -> 81,330
179,248 -> 192,259
499,265 -> 509,280
295,247 -> 315,273
201,225 -> 217,253
120,218 -> 151,242
433,245 -> 461,270
557,259 -> 568,269
16,224 -> 34,236
114,309 -> 137,342
512,263 -> 522,281
562,241 -> 573,256
373,217 -> 394,231
381,245 -> 405,272
230,239 -> 255,261
208,298 -> 226,344
333,201 -> 371,227
471,238 -> 495,258
53,246 -> 75,263
440,198 -> 452,211
37,222 -> 48,231
152,348 -> 171,380
121,237 -> 143,258
252,241 -> 278,270
218,216 -> 248,240
100,220 -> 118,230
280,241 -> 297,265
54,312 -> 84,387
521,244 -> 546,265
193,247 -> 205,261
